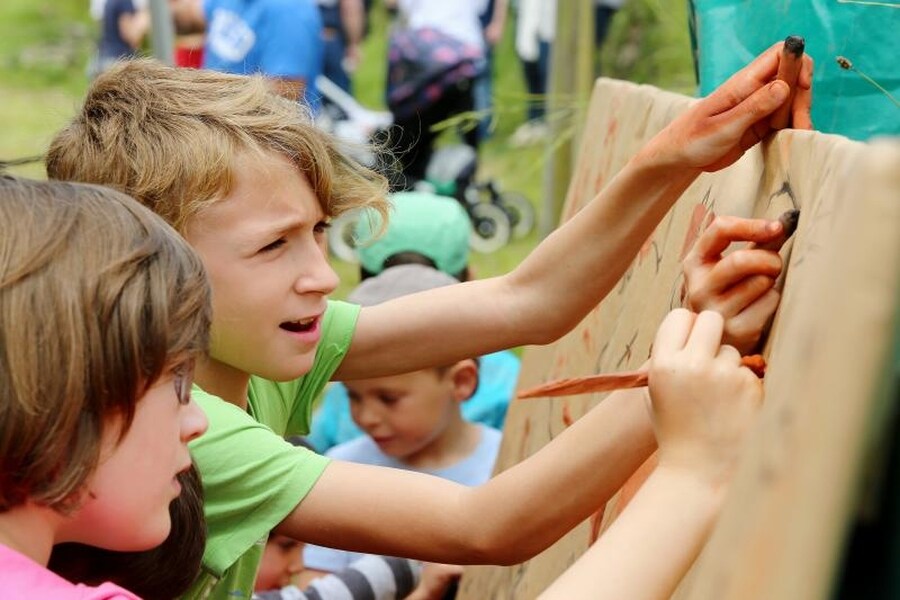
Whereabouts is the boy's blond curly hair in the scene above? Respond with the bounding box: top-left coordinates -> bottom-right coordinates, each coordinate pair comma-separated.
46,59 -> 389,232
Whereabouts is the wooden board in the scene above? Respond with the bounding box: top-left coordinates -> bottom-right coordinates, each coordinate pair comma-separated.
457,78 -> 900,599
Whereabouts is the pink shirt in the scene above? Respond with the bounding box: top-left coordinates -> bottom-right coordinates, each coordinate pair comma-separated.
0,543 -> 140,599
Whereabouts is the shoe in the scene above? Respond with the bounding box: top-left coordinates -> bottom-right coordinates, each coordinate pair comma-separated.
509,120 -> 549,147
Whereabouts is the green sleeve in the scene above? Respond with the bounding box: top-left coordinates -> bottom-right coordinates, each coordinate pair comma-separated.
189,393 -> 331,578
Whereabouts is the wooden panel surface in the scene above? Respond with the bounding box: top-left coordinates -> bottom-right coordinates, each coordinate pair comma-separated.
457,78 -> 899,599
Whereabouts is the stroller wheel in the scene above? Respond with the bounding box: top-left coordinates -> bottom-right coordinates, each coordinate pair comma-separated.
327,210 -> 361,263
497,191 -> 536,239
468,203 -> 511,254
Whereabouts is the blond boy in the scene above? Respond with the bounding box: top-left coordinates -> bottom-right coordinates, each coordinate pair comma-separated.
47,44 -> 809,599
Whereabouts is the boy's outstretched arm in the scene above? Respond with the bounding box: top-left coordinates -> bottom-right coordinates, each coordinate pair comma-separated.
279,381 -> 656,564
539,310 -> 763,600
338,42 -> 813,380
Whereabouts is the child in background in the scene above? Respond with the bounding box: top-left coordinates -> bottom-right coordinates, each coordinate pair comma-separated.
255,554 -> 427,600
46,42 -> 810,599
0,176 -> 209,598
303,265 -> 501,582
94,0 -> 149,76
310,191 -> 519,452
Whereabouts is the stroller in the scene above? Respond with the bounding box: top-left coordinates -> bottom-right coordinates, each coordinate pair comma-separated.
316,27 -> 535,260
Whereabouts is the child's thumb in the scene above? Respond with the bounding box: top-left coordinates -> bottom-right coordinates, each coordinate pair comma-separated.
730,81 -> 789,132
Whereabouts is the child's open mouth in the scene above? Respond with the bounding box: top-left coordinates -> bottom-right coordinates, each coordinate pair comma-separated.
280,317 -> 317,333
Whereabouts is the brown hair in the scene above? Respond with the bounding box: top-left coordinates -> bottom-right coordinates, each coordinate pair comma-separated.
46,59 -> 389,232
49,464 -> 206,599
0,176 -> 211,512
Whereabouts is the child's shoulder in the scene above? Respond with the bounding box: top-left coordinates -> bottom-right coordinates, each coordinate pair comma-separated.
0,544 -> 139,599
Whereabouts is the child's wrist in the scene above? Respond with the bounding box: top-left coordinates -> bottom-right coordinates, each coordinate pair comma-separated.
628,142 -> 703,186
653,460 -> 732,503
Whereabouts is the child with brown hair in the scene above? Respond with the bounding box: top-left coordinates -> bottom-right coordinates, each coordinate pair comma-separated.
0,176 -> 209,597
46,41 -> 810,599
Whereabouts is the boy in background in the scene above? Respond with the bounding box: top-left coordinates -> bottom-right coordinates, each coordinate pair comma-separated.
303,264 -> 501,581
309,191 -> 519,452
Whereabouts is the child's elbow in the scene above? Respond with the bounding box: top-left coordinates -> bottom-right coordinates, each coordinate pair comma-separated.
463,528 -> 545,566
529,316 -> 581,347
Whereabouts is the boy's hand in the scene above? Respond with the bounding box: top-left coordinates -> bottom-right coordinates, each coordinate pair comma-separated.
405,563 -> 463,600
638,41 -> 814,173
649,310 -> 763,485
683,216 -> 785,354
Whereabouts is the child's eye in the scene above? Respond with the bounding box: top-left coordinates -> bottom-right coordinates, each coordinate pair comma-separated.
313,221 -> 331,235
259,238 -> 286,253
378,394 -> 400,406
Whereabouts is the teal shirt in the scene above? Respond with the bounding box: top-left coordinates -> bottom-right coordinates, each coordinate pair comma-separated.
182,300 -> 360,599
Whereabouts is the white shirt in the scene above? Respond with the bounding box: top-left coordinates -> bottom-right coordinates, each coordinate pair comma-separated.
398,0 -> 488,50
515,0 -> 557,61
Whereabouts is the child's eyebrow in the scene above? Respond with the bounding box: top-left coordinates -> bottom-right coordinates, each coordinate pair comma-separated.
243,214 -> 323,242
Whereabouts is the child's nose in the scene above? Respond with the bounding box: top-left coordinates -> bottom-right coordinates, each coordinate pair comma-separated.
293,246 -> 339,296
354,403 -> 381,430
287,553 -> 304,575
181,399 -> 208,442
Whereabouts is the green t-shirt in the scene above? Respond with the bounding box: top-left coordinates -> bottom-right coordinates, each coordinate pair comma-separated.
182,300 -> 360,600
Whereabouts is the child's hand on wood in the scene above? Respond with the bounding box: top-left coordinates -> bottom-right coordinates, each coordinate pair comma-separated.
649,310 -> 763,487
637,41 -> 813,172
682,216 -> 785,354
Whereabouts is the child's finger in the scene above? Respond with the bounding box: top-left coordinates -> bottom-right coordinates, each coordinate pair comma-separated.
770,36 -> 805,130
723,288 -> 780,347
798,54 -> 814,89
715,343 -> 742,365
713,81 -> 789,151
698,249 -> 782,297
684,310 -> 725,356
792,85 -> 814,130
705,42 -> 782,114
706,274 -> 777,317
652,309 -> 696,358
689,216 -> 783,262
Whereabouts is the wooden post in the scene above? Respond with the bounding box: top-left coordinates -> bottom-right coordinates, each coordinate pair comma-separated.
147,0 -> 175,65
540,0 -> 595,237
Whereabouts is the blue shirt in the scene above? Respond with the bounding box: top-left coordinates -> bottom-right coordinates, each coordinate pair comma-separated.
203,0 -> 323,110
308,350 -> 520,452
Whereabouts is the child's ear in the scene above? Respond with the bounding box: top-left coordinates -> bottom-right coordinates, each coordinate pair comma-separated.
448,359 -> 479,402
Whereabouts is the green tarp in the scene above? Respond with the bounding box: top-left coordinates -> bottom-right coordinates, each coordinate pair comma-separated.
689,0 -> 899,141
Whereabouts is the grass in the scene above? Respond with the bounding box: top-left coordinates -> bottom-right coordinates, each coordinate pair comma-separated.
0,0 -> 694,298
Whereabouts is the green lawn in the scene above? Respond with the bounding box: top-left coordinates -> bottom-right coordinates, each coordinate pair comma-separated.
0,0 -> 694,297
